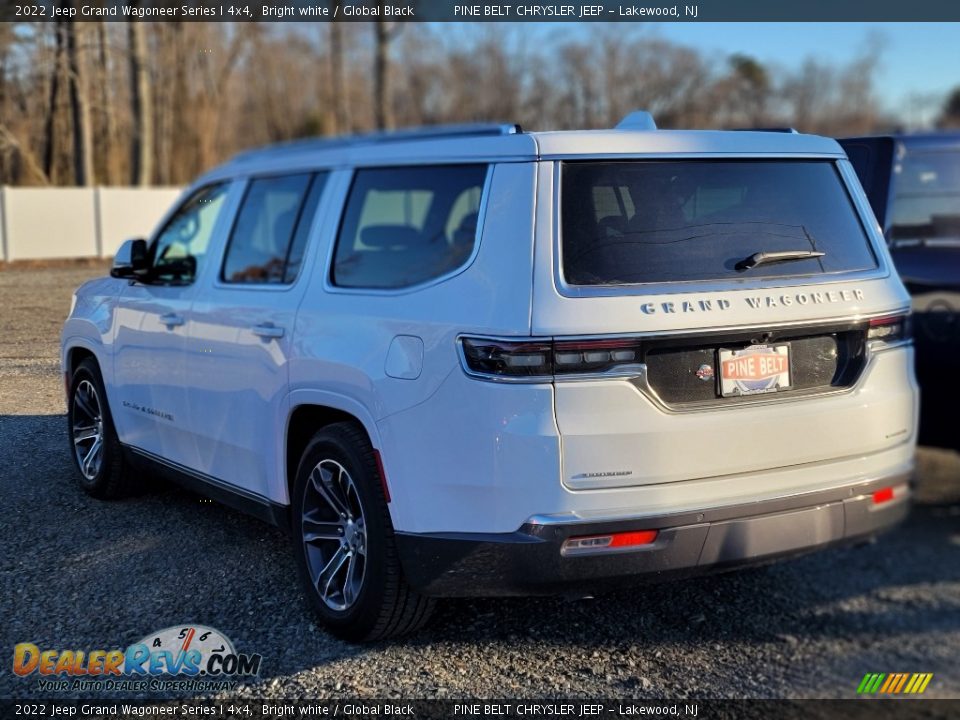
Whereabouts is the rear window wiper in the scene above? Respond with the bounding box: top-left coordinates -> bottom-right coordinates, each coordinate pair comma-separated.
735,250 -> 825,271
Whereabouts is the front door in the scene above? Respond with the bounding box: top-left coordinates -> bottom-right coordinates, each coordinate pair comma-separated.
112,182 -> 234,470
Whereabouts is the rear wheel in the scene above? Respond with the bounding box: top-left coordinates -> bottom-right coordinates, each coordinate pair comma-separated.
291,422 -> 434,641
67,358 -> 132,498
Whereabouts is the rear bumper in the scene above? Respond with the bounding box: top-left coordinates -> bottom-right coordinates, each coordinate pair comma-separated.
395,472 -> 911,597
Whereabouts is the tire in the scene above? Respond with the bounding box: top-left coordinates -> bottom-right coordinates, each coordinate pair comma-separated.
291,422 -> 434,641
67,357 -> 132,499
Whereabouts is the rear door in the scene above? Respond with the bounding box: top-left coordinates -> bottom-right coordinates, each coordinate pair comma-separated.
533,157 -> 912,490
184,171 -> 329,498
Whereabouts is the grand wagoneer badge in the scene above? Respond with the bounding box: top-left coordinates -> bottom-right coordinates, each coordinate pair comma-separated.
639,288 -> 865,315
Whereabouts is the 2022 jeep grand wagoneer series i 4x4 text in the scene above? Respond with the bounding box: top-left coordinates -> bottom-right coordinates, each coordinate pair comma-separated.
62,113 -> 917,640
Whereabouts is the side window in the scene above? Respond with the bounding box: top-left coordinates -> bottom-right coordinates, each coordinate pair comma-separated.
151,183 -> 230,284
283,173 -> 328,283
222,172 -> 329,284
332,164 -> 487,289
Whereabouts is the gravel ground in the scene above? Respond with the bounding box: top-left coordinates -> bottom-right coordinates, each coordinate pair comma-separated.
1,265 -> 958,700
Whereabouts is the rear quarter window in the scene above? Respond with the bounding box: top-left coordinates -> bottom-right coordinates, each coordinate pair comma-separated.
561,160 -> 878,286
332,164 -> 488,289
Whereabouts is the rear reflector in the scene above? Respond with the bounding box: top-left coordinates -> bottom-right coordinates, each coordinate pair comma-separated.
562,529 -> 658,555
872,487 -> 894,504
373,450 -> 391,504
872,483 -> 908,505
609,530 -> 660,547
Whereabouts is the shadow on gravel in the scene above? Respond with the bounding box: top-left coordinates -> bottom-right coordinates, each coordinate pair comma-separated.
3,412 -> 959,687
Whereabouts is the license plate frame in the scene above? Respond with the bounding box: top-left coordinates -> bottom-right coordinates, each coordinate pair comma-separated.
718,343 -> 792,397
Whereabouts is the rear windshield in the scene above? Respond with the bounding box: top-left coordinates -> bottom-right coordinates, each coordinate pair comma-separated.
560,160 -> 878,286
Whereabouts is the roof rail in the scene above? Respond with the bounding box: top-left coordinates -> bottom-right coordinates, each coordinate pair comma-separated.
615,111 -> 657,131
232,123 -> 523,163
730,127 -> 799,134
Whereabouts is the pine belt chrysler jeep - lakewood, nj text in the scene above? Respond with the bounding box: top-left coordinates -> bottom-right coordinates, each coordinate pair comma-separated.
62,113 -> 917,640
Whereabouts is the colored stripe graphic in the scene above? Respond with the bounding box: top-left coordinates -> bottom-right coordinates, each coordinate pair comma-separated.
894,674 -> 909,693
879,674 -> 896,693
906,673 -> 932,694
857,672 -> 933,694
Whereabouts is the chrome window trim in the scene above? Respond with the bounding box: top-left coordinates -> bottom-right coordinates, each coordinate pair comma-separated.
322,164 -> 494,297
551,158 -> 895,299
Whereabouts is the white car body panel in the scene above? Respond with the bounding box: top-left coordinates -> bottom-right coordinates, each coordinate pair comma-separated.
555,347 -> 917,492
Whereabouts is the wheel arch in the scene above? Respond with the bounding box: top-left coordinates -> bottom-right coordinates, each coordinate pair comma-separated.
62,338 -> 107,397
66,345 -> 98,377
283,393 -> 385,507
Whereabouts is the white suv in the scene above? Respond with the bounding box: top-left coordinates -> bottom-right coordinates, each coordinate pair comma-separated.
62,114 -> 917,640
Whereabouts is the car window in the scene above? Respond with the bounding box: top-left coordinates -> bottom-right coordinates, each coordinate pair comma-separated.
222,172 -> 329,284
332,165 -> 487,289
283,174 -> 329,283
890,151 -> 960,244
151,183 -> 230,284
561,160 -> 878,285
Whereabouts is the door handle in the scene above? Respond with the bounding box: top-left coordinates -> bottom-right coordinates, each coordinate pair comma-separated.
159,313 -> 185,328
252,323 -> 285,339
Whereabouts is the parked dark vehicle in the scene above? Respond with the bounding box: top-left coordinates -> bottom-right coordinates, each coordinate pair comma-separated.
839,133 -> 960,450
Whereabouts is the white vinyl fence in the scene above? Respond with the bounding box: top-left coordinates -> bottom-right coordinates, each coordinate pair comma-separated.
0,187 -> 182,262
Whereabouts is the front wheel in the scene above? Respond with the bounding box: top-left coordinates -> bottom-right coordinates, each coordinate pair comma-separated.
67,357 -> 132,498
291,422 -> 434,641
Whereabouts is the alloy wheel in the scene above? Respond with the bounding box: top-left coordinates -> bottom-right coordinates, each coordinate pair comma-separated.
301,459 -> 367,611
72,379 -> 104,480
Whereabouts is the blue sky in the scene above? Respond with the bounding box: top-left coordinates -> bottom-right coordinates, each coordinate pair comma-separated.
436,22 -> 958,125
654,23 -> 958,120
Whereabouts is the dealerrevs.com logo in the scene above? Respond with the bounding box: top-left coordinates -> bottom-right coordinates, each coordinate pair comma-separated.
13,625 -> 262,692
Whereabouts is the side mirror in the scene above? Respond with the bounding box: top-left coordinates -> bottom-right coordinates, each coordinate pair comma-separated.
110,238 -> 149,279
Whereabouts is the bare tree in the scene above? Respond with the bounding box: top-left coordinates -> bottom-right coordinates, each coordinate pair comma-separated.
329,22 -> 349,133
0,123 -> 48,185
0,21 -> 908,187
43,22 -> 66,181
938,87 -> 960,128
65,18 -> 93,185
128,14 -> 152,185
725,54 -> 770,126
374,14 -> 401,130
94,21 -> 117,184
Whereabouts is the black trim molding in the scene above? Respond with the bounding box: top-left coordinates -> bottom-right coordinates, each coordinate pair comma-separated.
123,445 -> 290,531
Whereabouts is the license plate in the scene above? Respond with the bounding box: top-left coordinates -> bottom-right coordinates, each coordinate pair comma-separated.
718,344 -> 791,397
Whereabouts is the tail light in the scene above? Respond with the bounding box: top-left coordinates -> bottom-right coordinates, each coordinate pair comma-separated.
553,338 -> 644,376
867,313 -> 912,345
459,338 -> 553,380
459,336 -> 644,381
